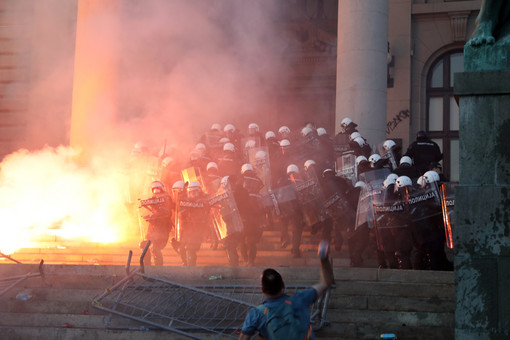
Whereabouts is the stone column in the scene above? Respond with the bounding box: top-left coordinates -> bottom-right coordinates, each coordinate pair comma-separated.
70,0 -> 119,158
454,43 -> 510,339
336,0 -> 388,147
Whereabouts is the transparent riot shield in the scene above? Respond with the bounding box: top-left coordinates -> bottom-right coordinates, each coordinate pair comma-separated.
202,131 -> 224,156
358,168 -> 391,190
296,134 -> 321,164
355,170 -> 389,230
355,186 -> 374,230
333,133 -> 350,159
208,184 -> 244,240
371,188 -> 407,251
242,137 -> 261,162
261,190 -> 281,216
273,183 -> 298,216
248,146 -> 271,193
323,189 -> 351,222
295,178 -> 324,228
440,182 -> 456,249
181,166 -> 206,190
336,154 -> 356,185
407,184 -> 442,223
175,196 -> 209,241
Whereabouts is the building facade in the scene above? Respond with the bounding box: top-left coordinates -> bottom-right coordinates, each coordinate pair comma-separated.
0,0 -> 482,182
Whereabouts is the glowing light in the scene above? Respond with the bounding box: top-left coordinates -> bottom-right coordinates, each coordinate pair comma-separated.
0,146 -> 141,254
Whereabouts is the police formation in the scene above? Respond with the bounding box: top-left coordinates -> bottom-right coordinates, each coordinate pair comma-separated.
131,119 -> 454,271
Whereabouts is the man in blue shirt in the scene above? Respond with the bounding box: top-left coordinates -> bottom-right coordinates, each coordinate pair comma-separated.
239,242 -> 335,340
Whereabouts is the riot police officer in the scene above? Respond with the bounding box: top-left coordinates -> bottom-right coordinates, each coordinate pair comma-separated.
139,181 -> 173,266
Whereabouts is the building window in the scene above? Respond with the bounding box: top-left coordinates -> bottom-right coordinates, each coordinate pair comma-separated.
426,50 -> 462,182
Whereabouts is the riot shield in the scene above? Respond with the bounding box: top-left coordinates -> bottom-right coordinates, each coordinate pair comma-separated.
407,184 -> 442,223
440,182 -> 456,249
261,190 -> 281,216
376,142 -> 398,171
273,184 -> 298,216
175,197 -> 210,242
323,189 -> 351,223
336,154 -> 356,185
296,134 -> 321,164
333,133 -> 350,159
248,146 -> 271,193
181,166 -> 206,190
355,169 -> 389,230
201,131 -> 224,160
358,168 -> 391,190
208,184 -> 244,240
371,188 -> 408,251
242,137 -> 261,162
295,178 -> 324,228
355,186 -> 374,230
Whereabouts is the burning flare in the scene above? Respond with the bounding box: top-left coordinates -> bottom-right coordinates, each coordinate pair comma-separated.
0,146 -> 138,254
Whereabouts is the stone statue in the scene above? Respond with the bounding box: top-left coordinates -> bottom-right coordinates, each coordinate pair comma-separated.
467,0 -> 510,46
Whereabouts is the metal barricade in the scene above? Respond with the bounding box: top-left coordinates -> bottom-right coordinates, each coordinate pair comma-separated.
92,243 -> 335,339
0,260 -> 46,297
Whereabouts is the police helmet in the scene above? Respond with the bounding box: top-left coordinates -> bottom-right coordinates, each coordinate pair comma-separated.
355,181 -> 366,188
395,176 -> 412,190
341,117 -> 353,128
255,150 -> 267,161
383,140 -> 396,151
224,124 -> 236,133
279,139 -> 291,148
248,123 -> 259,133
265,131 -> 276,140
241,163 -> 254,175
278,126 -> 291,135
151,181 -> 165,193
188,181 -> 202,192
322,168 -> 335,177
172,180 -> 185,191
287,164 -> 299,175
316,127 -> 327,136
382,173 -> 399,189
301,126 -> 313,137
206,162 -> 218,171
369,154 -> 381,165
355,155 -> 368,167
349,132 -> 361,141
421,170 -> 440,185
211,123 -> 222,131
399,156 -> 413,166
223,143 -> 235,152
304,159 -> 316,170
353,136 -> 366,147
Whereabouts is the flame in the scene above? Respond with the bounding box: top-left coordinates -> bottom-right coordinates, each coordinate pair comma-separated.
0,146 -> 141,254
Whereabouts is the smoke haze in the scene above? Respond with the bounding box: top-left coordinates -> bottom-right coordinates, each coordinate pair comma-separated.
0,0 -> 300,253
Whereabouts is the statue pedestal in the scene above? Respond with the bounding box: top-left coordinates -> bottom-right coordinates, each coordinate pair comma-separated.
454,61 -> 510,338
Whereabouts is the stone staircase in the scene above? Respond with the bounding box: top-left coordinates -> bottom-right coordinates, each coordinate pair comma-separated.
0,264 -> 455,340
0,228 -> 455,340
3,228 -> 359,267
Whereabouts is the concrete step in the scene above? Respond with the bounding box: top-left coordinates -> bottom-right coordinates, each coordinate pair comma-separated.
3,228 -> 360,267
0,264 -> 455,339
0,326 -> 192,340
0,312 -> 107,329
